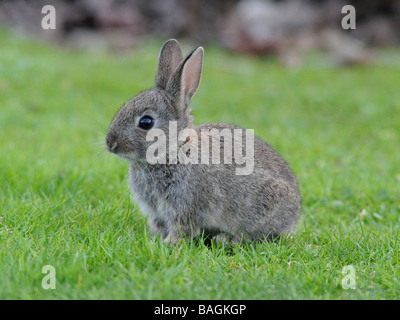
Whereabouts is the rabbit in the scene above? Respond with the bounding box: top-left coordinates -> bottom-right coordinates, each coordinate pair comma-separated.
106,39 -> 301,245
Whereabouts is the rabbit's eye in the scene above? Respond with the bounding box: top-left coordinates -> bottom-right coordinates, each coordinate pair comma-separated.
139,116 -> 154,130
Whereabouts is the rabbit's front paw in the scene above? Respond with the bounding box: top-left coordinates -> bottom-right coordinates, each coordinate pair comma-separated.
163,233 -> 181,246
149,216 -> 168,239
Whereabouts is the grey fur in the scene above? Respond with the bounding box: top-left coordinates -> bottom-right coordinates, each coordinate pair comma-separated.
106,39 -> 301,245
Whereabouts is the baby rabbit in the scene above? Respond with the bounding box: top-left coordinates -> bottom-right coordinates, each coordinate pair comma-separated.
106,39 -> 301,245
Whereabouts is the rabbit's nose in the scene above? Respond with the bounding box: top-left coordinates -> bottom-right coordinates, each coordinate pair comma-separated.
106,132 -> 118,153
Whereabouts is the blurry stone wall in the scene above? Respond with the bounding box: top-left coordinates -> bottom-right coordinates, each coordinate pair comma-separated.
0,0 -> 399,65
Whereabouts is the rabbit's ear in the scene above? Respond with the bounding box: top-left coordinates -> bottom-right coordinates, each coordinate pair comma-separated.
155,39 -> 183,89
166,47 -> 204,112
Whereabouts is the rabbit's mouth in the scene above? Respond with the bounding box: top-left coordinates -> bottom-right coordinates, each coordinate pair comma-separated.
107,146 -> 136,162
106,141 -> 132,156
106,142 -> 134,159
106,141 -> 118,154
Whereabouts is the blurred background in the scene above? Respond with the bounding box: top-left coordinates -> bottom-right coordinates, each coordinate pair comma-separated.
1,0 -> 399,66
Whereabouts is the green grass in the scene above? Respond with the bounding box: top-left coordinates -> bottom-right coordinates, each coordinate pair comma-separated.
1,29 -> 400,299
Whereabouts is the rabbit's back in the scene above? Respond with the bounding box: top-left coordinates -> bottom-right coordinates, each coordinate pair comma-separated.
195,123 -> 298,183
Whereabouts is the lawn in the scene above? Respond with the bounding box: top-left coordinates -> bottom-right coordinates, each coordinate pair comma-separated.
1,30 -> 400,299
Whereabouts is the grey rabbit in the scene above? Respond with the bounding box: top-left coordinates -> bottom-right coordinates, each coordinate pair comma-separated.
106,39 -> 301,245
